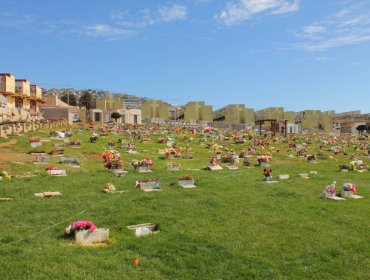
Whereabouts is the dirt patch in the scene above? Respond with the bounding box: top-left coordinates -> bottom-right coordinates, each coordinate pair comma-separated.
85,154 -> 102,162
0,139 -> 17,148
0,148 -> 33,172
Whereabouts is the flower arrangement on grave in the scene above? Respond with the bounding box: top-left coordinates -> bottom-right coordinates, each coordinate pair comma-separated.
221,154 -> 235,164
343,183 -> 356,194
100,132 -> 108,137
296,149 -> 305,157
182,154 -> 193,159
131,158 -> 154,169
101,150 -> 121,161
177,174 -> 193,182
263,168 -> 272,180
257,155 -> 269,164
101,150 -> 122,169
158,137 -> 165,144
127,143 -> 136,151
339,163 -> 350,171
140,158 -> 154,167
69,139 -> 81,146
331,147 -> 340,155
234,138 -> 244,144
323,181 -> 337,197
243,159 -> 250,166
45,166 -> 62,171
165,148 -> 181,158
90,135 -> 99,143
0,171 -> 11,180
108,140 -> 115,147
167,162 -> 181,169
141,136 -> 150,142
348,160 -> 367,171
64,220 -> 96,236
209,158 -> 220,166
104,158 -> 123,169
307,155 -> 316,162
29,137 -> 41,143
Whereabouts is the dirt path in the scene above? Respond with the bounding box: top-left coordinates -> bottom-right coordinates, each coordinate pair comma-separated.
0,139 -> 33,172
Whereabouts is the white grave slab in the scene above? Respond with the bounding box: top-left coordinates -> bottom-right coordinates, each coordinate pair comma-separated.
34,191 -> 61,197
47,170 -> 67,176
75,228 -> 109,244
279,174 -> 289,180
178,180 -> 197,189
208,165 -> 223,171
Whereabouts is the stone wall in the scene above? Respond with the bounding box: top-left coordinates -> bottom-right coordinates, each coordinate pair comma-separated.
0,119 -> 67,138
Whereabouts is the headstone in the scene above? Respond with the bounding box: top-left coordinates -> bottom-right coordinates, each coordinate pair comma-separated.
139,181 -> 161,191
36,155 -> 48,163
75,228 -> 109,244
139,166 -> 152,173
47,169 -> 67,176
109,169 -> 127,177
60,157 -> 80,165
208,165 -> 223,171
127,223 -> 159,237
178,179 -> 196,189
167,163 -> 181,171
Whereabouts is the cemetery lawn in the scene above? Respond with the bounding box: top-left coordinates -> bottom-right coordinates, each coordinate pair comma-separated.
0,128 -> 369,280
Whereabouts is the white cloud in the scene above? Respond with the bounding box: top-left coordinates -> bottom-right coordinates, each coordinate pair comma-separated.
158,4 -> 187,22
216,0 -> 299,26
110,5 -> 187,30
296,3 -> 370,51
82,24 -> 132,39
303,24 -> 326,39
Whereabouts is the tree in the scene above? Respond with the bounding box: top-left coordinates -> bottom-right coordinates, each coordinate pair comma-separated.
79,91 -> 96,122
356,124 -> 366,135
111,112 -> 121,122
60,91 -> 77,106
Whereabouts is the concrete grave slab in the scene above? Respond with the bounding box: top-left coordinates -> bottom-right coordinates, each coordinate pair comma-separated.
75,228 -> 109,244
34,191 -> 61,198
279,174 -> 290,180
127,223 -> 159,237
208,165 -> 223,171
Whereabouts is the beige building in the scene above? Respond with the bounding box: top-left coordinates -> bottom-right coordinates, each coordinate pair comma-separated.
0,73 -> 46,121
255,107 -> 285,120
93,94 -> 142,124
96,94 -> 125,111
333,111 -> 369,134
184,101 -> 213,123
214,104 -> 255,124
284,111 -> 295,123
244,108 -> 255,124
141,100 -> 170,121
41,95 -> 84,124
296,110 -> 333,133
29,85 -> 46,117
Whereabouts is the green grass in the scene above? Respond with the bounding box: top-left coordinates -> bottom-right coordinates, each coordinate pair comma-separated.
0,127 -> 369,279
